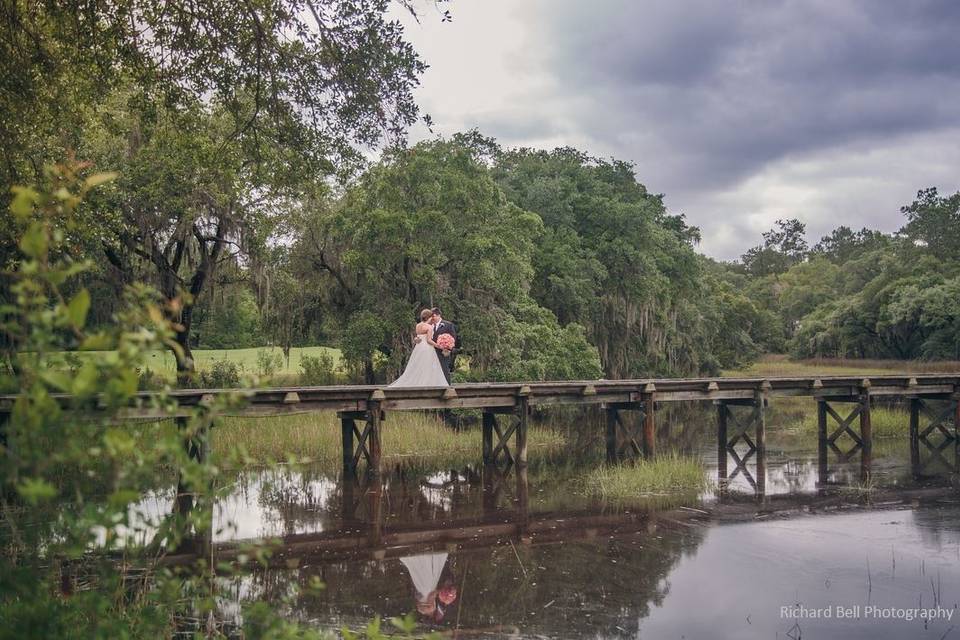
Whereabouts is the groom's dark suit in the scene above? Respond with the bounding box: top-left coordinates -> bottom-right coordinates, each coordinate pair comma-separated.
432,319 -> 459,383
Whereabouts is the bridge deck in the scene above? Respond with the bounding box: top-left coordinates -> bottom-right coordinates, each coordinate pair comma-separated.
3,374 -> 958,417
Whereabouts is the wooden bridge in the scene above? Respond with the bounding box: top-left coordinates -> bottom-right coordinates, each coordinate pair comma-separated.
3,374 -> 959,480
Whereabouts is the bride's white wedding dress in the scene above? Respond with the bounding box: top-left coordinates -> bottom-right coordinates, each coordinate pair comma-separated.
388,332 -> 449,388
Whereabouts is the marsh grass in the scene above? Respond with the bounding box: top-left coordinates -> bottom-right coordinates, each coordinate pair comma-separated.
581,453 -> 710,502
211,411 -> 566,469
773,401 -> 912,439
724,354 -> 960,378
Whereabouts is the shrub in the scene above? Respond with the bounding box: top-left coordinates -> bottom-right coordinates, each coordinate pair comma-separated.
136,367 -> 167,390
256,348 -> 284,378
300,352 -> 337,385
198,358 -> 242,388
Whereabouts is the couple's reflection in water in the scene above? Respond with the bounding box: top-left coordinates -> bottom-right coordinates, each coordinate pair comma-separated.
399,552 -> 458,623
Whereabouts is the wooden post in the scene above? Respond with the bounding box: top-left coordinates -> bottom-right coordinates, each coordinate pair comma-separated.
341,477 -> 357,527
515,397 -> 528,466
482,463 -> 498,514
606,407 -> 619,463
817,400 -> 828,486
367,480 -> 384,548
341,414 -> 356,479
367,403 -> 383,477
954,391 -> 960,474
909,398 -> 921,478
482,411 -> 494,464
0,411 -> 8,454
859,388 -> 872,481
753,390 -> 766,458
0,412 -> 8,501
641,392 -> 656,459
174,417 -> 194,518
516,464 -> 529,526
173,415 -> 209,554
717,402 -> 728,481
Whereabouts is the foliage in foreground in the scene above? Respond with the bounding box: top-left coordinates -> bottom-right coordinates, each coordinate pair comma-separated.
0,165 -> 432,638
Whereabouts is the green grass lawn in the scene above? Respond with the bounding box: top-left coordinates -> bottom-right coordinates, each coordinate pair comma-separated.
47,345 -> 343,381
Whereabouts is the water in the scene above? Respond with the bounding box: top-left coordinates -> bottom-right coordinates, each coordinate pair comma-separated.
139,405 -> 960,637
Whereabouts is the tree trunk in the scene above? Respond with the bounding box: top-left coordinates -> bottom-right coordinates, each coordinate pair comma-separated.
175,302 -> 195,387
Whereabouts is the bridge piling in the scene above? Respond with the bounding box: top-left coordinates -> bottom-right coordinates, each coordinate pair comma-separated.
908,392 -> 959,477
641,390 -> 656,458
817,400 -> 829,486
717,401 -> 728,483
859,386 -> 872,481
482,412 -> 494,464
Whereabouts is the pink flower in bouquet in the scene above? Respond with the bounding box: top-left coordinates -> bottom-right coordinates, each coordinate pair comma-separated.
436,334 -> 455,351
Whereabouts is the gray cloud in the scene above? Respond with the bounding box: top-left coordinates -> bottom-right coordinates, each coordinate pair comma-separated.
530,1 -> 960,184
402,0 -> 960,258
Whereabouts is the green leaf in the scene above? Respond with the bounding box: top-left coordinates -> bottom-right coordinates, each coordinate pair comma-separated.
72,361 -> 99,397
18,222 -> 47,259
389,614 -> 417,633
17,478 -> 58,504
9,186 -> 39,221
66,290 -> 91,328
40,370 -> 73,392
80,332 -> 114,351
85,172 -> 118,188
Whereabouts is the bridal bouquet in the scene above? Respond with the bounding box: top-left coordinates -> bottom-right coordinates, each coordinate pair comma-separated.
436,334 -> 455,352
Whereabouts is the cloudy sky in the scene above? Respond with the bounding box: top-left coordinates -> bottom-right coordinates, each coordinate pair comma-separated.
395,0 -> 960,260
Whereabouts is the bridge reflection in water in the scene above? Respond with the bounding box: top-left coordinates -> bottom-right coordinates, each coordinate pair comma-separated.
170,457 -> 958,638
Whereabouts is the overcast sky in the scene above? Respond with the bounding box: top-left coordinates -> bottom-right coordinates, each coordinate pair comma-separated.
395,0 -> 960,260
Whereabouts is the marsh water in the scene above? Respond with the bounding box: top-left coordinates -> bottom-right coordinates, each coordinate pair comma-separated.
153,402 -> 959,638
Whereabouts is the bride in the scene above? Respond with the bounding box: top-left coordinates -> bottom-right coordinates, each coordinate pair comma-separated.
388,309 -> 450,387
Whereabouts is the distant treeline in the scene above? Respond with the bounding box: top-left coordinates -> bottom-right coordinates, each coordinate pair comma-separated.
7,125 -> 957,382
724,188 -> 960,362
5,103 -> 958,380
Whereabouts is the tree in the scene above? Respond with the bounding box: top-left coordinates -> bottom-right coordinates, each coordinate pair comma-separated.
1,0 -> 430,187
293,138 -> 601,382
900,187 -> 960,262
741,218 -> 808,277
811,226 -> 889,263
2,0 -> 439,382
492,147 -> 706,377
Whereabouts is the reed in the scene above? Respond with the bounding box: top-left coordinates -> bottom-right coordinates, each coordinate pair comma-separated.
211,411 -> 566,469
782,404 -> 912,439
580,453 -> 710,501
724,354 -> 960,378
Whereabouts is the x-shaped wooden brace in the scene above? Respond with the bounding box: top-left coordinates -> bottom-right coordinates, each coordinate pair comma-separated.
726,446 -> 758,489
482,460 -> 513,512
611,408 -> 645,458
486,412 -> 521,465
917,399 -> 958,472
824,402 -> 864,462
351,416 -> 374,470
722,403 -> 759,453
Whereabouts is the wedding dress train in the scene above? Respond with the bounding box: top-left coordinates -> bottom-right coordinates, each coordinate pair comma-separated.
388,336 -> 449,387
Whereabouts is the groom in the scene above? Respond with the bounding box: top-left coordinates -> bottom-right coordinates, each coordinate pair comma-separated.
430,307 -> 459,383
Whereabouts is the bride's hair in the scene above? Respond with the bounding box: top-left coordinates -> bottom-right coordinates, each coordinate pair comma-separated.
419,308 -> 432,322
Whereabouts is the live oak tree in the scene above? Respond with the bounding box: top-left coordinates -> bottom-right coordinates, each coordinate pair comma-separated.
740,218 -> 809,278
293,138 -> 602,382
492,146 -> 708,377
2,0 -> 437,380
